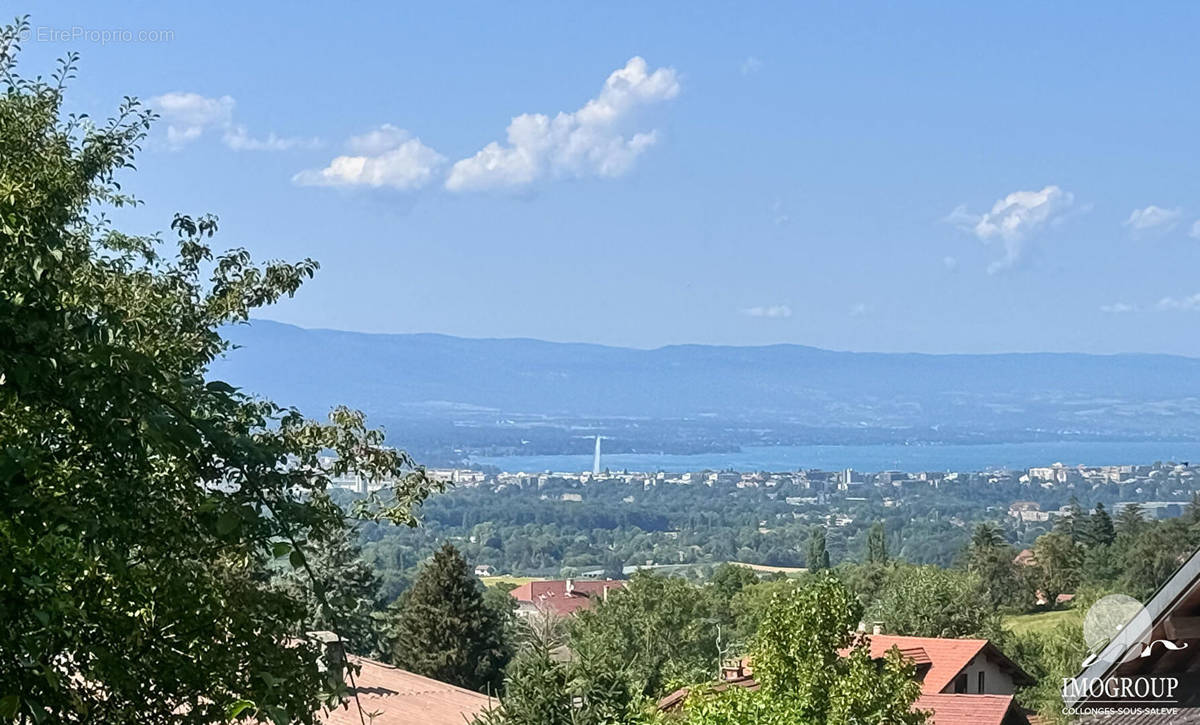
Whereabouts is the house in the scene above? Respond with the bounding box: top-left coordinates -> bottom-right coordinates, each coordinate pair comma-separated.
508,578 -> 625,617
313,637 -> 495,725
473,564 -> 496,577
658,634 -> 1035,725
1067,543 -> 1200,719
861,635 -> 1034,697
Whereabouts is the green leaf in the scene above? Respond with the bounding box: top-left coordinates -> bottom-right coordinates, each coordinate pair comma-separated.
289,549 -> 305,569
216,511 -> 241,536
0,694 -> 19,719
271,541 -> 292,558
225,699 -> 254,719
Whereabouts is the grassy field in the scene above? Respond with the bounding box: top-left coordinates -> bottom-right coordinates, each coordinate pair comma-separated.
480,575 -> 544,588
1003,608 -> 1077,636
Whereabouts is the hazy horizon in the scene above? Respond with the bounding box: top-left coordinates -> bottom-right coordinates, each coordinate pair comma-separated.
248,317 -> 1200,359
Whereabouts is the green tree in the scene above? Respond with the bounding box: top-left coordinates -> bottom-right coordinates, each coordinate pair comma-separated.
682,574 -> 926,725
729,578 -> 803,645
1114,503 -> 1147,540
277,524 -> 385,659
969,521 -> 1006,550
1033,532 -> 1082,605
0,21 -> 436,724
707,563 -> 760,641
966,523 -> 1027,610
1053,496 -> 1088,544
806,526 -> 831,571
389,543 -> 510,693
867,565 -> 1001,639
475,613 -> 643,725
570,572 -> 719,698
1120,522 -> 1192,600
1007,619 -> 1089,725
865,521 -> 888,564
1082,503 -> 1115,548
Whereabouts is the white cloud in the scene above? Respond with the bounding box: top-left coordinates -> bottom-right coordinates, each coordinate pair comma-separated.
1100,302 -> 1138,313
1124,205 -> 1181,236
741,305 -> 792,319
445,57 -> 679,193
149,92 -> 316,152
740,56 -> 763,75
1157,294 -> 1200,311
149,92 -> 234,148
1192,220 -> 1200,239
946,185 -> 1075,273
222,125 -> 320,152
292,125 -> 445,190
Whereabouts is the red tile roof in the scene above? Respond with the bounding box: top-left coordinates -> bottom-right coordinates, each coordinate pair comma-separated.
915,694 -> 1022,725
865,635 -> 988,693
319,655 -> 495,725
509,580 -> 626,616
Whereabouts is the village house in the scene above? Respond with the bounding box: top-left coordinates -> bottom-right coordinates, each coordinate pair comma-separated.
657,634 -> 1035,725
508,578 -> 626,617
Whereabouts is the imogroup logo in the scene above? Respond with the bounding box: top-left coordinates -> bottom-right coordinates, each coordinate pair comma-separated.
1063,594 -> 1185,711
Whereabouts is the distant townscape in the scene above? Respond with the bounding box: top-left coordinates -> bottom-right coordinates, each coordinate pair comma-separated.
336,458 -> 1198,525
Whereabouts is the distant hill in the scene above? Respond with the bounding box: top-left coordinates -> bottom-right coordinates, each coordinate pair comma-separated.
209,320 -> 1200,452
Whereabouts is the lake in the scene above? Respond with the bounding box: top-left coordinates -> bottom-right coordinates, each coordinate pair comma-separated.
472,441 -> 1200,474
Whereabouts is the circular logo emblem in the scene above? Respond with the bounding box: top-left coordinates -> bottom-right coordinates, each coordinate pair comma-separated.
1083,594 -> 1148,654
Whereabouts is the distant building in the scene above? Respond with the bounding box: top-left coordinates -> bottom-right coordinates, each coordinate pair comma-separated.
473,564 -> 495,577
1008,501 -> 1050,522
509,579 -> 625,618
1114,500 -> 1190,520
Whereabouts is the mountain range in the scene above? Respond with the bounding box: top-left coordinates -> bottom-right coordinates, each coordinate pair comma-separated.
209,320 -> 1200,456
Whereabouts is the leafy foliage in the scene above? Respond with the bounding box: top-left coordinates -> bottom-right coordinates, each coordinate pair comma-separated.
388,543 -> 511,693
806,526 -> 831,571
0,20 -> 436,723
474,613 -> 646,725
867,565 -> 1001,640
276,523 -> 386,659
682,574 -> 927,725
865,521 -> 888,564
570,571 -> 721,698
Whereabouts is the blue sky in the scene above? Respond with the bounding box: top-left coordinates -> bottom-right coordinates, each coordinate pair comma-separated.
18,3 -> 1200,354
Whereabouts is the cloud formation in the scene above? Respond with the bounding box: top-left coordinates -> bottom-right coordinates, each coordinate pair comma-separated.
1157,294 -> 1200,311
740,305 -> 793,319
1189,220 -> 1200,240
1124,205 -> 1181,237
444,57 -> 679,192
292,125 -> 445,190
946,185 -> 1076,273
149,92 -> 234,148
1100,302 -> 1138,313
149,92 -> 317,151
